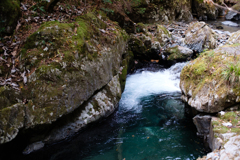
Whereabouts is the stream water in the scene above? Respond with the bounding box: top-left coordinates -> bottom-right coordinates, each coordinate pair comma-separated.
205,18 -> 240,33
4,63 -> 207,160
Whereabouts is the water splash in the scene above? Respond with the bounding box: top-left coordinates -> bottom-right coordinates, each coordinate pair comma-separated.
119,62 -> 187,111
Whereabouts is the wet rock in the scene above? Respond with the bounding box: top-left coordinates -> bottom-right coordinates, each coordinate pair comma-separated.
23,141 -> 45,155
193,115 -> 212,137
216,26 -> 223,29
184,22 -> 217,52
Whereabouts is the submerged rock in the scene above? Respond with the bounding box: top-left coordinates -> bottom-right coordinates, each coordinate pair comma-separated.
184,22 -> 217,53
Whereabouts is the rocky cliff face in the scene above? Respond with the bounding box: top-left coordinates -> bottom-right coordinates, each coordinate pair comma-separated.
0,12 -> 131,146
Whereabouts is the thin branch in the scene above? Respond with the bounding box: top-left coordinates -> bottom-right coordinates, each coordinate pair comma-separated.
207,0 -> 240,14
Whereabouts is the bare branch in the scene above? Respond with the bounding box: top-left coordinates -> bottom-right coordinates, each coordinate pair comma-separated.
207,0 -> 240,14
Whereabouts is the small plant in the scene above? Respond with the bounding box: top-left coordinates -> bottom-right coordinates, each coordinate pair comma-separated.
101,8 -> 114,15
136,8 -> 146,14
222,62 -> 240,86
30,0 -> 48,12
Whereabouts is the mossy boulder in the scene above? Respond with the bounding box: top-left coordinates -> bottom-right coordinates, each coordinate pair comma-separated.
128,33 -> 160,60
155,25 -> 171,46
129,0 -> 193,23
180,43 -> 240,113
0,12 -> 130,144
0,0 -> 21,36
165,45 -> 193,62
128,24 -> 171,61
184,22 -> 217,53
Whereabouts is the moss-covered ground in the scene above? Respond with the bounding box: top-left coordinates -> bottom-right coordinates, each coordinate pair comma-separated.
212,111 -> 240,135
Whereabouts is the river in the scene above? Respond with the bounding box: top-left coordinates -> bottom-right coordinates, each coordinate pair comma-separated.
2,62 -> 208,160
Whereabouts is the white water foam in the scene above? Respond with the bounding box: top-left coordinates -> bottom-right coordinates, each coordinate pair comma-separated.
119,62 -> 187,111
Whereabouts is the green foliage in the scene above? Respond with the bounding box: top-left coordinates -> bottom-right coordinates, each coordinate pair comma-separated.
103,0 -> 112,4
30,0 -> 48,12
221,112 -> 238,125
222,62 -> 240,85
101,8 -> 114,15
213,126 -> 229,134
136,8 -> 146,14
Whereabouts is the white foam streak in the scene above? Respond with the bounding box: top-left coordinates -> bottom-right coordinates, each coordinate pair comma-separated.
119,62 -> 186,111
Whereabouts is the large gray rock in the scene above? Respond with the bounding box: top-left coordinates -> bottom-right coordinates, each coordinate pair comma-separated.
220,135 -> 240,159
184,22 -> 217,52
23,74 -> 122,154
180,41 -> 240,113
0,13 -> 130,144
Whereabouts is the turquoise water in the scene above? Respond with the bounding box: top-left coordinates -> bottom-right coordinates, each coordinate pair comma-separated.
82,94 -> 206,160
80,63 -> 207,160
0,63 -> 207,160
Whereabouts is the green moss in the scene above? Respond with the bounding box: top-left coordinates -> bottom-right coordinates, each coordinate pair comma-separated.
0,86 -> 20,110
213,126 -> 229,134
166,46 -> 189,61
221,112 -> 238,125
157,25 -> 170,37
212,120 -> 220,126
231,128 -> 240,134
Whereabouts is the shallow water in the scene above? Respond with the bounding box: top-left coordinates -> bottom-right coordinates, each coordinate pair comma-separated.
205,18 -> 240,33
0,63 -> 207,160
